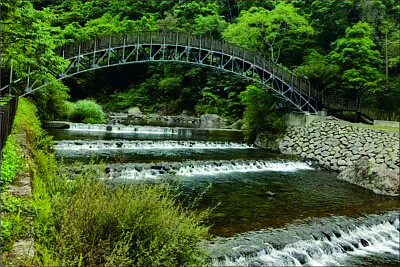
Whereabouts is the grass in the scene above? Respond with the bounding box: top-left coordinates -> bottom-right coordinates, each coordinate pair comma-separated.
339,111 -> 399,133
0,99 -> 37,262
0,135 -> 22,189
52,175 -> 209,266
4,98 -> 210,266
65,99 -> 106,124
344,121 -> 399,133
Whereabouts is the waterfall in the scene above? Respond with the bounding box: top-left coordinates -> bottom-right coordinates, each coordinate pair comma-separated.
67,123 -> 187,135
55,140 -> 254,150
104,160 -> 313,180
209,213 -> 400,266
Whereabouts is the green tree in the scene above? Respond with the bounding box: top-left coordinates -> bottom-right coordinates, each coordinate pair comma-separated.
307,1 -> 357,52
169,1 -> 227,37
294,50 -> 339,95
1,1 -> 66,89
330,22 -> 384,99
239,85 -> 285,141
223,3 -> 314,66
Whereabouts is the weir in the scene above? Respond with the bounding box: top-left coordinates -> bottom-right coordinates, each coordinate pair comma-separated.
50,121 -> 399,265
102,160 -> 314,181
55,140 -> 254,150
209,212 -> 400,266
46,121 -> 245,141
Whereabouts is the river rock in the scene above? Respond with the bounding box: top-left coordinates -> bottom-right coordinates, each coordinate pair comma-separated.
338,159 -> 399,196
229,119 -> 244,130
321,151 -> 330,157
127,107 -> 142,116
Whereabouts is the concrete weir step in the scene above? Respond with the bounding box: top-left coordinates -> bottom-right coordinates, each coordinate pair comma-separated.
45,121 -> 245,137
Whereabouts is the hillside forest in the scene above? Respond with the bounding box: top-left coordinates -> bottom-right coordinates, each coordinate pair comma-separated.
1,0 -> 399,121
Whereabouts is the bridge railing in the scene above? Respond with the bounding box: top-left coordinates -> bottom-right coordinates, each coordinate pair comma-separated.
0,96 -> 18,153
55,31 -> 361,111
321,96 -> 360,111
57,31 -> 321,100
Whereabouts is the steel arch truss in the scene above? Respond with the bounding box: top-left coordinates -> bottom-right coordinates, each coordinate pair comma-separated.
4,32 -> 318,113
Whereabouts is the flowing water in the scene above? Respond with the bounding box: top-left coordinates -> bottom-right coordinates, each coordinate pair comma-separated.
49,122 -> 400,266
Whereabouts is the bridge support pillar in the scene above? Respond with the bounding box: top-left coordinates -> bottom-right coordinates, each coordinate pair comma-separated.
355,111 -> 361,123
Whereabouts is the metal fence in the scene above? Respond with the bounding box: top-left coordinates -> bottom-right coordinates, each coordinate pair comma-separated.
360,105 -> 399,122
0,96 -> 18,153
321,96 -> 360,111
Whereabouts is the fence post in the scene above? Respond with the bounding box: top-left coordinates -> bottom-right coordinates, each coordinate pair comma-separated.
9,62 -> 13,96
0,96 -> 18,153
26,65 -> 30,94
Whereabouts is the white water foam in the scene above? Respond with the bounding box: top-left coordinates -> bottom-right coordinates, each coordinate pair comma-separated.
176,161 -> 313,176
55,140 -> 254,150
213,218 -> 400,266
107,160 -> 313,180
67,123 -> 184,135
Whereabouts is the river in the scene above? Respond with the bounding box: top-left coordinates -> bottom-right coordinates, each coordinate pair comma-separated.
48,122 -> 399,266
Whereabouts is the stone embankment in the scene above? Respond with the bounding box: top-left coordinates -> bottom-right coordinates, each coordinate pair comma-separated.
256,116 -> 399,196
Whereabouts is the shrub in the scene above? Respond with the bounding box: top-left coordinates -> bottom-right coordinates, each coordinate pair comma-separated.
52,175 -> 209,266
65,100 -> 106,124
240,85 -> 286,141
30,82 -> 70,122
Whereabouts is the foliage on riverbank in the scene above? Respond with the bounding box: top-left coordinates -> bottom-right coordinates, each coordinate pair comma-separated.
240,85 -> 286,141
0,135 -> 22,189
3,98 -> 209,266
64,99 -> 106,124
1,99 -> 41,264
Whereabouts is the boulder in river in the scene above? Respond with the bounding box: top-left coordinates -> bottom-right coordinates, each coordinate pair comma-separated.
127,107 -> 142,117
200,114 -> 228,128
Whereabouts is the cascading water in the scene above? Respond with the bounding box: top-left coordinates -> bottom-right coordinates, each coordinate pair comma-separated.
209,213 -> 400,266
67,123 -> 185,135
49,121 -> 400,266
104,160 -> 314,180
55,140 -> 254,150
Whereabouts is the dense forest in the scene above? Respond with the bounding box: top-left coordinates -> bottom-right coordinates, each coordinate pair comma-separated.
1,0 -> 399,122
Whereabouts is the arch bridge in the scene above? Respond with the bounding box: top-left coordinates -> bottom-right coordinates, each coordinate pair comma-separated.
1,31 -> 360,114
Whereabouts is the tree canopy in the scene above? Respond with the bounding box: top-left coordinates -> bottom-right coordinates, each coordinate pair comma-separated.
1,0 -> 399,116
